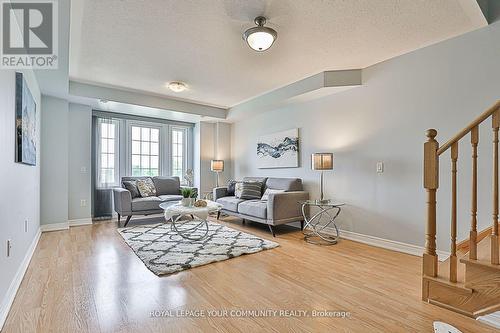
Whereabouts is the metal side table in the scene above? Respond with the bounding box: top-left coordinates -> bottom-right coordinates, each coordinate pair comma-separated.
300,200 -> 344,245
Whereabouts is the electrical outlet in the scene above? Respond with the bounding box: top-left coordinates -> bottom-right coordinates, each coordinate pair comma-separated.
24,219 -> 28,232
376,162 -> 384,173
80,166 -> 87,174
7,240 -> 11,257
80,199 -> 87,207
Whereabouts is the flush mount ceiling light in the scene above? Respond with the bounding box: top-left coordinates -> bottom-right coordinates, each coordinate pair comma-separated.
243,16 -> 277,52
168,81 -> 188,92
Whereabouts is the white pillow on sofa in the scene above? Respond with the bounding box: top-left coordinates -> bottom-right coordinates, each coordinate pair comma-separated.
261,189 -> 285,201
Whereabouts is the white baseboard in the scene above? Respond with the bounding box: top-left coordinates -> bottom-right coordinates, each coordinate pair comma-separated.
0,227 -> 41,331
40,221 -> 69,232
68,218 -> 93,227
325,227 -> 450,261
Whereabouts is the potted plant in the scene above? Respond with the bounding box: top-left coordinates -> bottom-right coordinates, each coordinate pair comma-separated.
181,188 -> 197,207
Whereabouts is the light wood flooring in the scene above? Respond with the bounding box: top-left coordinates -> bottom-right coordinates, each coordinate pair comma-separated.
2,217 -> 497,332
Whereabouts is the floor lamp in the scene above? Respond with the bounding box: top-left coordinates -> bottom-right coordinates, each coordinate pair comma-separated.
311,153 -> 333,204
211,160 -> 224,187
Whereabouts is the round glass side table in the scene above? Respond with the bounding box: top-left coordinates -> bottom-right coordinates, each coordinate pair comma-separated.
299,200 -> 345,245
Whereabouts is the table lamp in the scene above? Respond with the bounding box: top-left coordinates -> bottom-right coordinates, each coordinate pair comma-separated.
211,160 -> 224,187
311,153 -> 333,203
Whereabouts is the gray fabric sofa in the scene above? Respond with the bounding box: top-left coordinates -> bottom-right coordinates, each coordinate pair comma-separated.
213,177 -> 309,236
113,176 -> 196,227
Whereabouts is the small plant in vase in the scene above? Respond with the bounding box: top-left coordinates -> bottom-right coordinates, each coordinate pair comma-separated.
181,188 -> 197,207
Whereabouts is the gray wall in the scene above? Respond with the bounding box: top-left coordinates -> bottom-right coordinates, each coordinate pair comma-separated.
68,103 -> 92,220
0,69 -> 41,326
193,122 -> 233,197
232,20 -> 500,252
40,96 -> 69,225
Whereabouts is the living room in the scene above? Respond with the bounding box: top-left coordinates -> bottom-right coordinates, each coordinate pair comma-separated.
3,1 -> 500,332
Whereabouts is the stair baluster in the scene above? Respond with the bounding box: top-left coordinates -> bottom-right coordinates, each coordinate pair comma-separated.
470,126 -> 479,260
450,142 -> 458,282
492,110 -> 499,265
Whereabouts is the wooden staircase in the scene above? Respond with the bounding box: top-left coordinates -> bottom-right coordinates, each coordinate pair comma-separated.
422,101 -> 500,319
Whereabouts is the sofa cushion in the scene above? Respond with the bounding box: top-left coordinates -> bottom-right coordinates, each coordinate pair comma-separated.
261,188 -> 285,201
235,182 -> 244,198
216,196 -> 245,212
238,200 -> 267,219
240,181 -> 264,200
158,194 -> 183,202
153,176 -> 180,195
227,180 -> 237,196
122,180 -> 140,199
243,177 -> 267,194
266,178 -> 303,191
136,178 -> 157,197
132,196 -> 162,211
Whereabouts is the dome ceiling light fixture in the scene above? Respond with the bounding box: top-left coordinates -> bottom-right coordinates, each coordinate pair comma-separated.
168,81 -> 188,92
243,16 -> 277,52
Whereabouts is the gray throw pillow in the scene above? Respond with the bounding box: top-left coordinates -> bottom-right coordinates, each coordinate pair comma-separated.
227,180 -> 237,196
239,181 -> 263,200
122,181 -> 140,198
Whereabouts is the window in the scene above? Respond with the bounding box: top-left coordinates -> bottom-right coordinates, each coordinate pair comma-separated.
171,128 -> 186,178
97,119 -> 119,187
131,125 -> 160,176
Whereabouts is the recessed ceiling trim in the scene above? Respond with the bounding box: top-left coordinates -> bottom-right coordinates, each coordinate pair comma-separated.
69,81 -> 227,119
227,70 -> 362,121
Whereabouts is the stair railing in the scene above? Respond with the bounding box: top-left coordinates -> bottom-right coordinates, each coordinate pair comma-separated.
423,101 -> 500,286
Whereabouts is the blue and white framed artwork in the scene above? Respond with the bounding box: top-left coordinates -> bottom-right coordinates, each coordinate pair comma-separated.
15,72 -> 37,166
257,128 -> 299,169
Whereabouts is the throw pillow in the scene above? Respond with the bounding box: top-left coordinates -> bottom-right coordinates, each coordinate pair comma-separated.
240,181 -> 263,200
234,182 -> 244,198
122,180 -> 140,198
136,178 -> 157,197
227,180 -> 237,196
261,188 -> 285,201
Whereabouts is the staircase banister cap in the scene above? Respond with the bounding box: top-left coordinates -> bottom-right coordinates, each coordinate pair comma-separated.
426,129 -> 438,140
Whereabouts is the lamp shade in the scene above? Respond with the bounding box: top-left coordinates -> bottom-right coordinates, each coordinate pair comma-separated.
211,160 -> 224,172
311,153 -> 333,170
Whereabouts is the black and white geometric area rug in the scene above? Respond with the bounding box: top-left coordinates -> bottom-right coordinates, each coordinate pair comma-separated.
118,221 -> 279,276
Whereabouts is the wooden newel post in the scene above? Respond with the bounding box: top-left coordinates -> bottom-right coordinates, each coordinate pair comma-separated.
423,129 -> 439,278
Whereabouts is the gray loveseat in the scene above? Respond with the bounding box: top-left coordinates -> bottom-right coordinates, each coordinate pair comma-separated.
113,176 -> 196,227
213,177 -> 309,236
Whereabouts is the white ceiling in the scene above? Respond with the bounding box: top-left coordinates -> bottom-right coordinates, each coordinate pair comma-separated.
70,0 -> 486,108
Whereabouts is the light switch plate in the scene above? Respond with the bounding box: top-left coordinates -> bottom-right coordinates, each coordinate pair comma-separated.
7,239 -> 11,257
376,162 -> 384,173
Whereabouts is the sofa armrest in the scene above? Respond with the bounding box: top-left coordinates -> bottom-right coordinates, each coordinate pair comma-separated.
180,186 -> 198,198
213,187 -> 228,201
113,188 -> 132,215
268,191 -> 309,221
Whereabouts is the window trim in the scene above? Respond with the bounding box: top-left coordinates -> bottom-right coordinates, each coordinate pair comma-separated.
126,120 -> 164,177
170,126 -> 189,180
96,118 -> 120,188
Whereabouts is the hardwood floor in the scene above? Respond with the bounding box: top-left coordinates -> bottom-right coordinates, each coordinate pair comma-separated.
2,217 -> 496,332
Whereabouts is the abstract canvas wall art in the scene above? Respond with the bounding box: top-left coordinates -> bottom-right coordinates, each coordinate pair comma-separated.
15,72 -> 37,166
257,128 -> 299,168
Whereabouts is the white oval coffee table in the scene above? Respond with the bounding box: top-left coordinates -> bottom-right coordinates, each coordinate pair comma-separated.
159,200 -> 222,241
